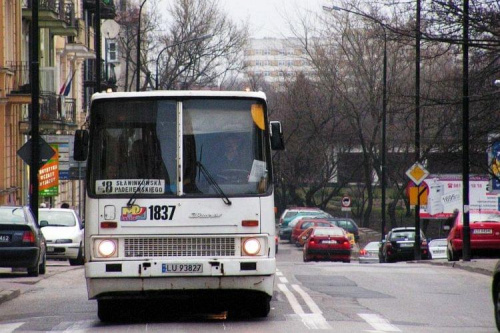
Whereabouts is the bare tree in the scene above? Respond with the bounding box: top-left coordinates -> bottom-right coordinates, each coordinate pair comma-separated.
152,0 -> 248,90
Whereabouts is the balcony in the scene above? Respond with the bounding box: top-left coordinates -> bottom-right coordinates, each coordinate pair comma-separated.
6,61 -> 31,105
22,0 -> 78,37
64,19 -> 95,60
33,67 -> 78,131
40,93 -> 76,125
83,0 -> 116,20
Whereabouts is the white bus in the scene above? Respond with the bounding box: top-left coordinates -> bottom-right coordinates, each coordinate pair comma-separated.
73,91 -> 284,321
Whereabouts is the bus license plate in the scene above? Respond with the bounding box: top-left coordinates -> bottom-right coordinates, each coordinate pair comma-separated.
162,263 -> 203,273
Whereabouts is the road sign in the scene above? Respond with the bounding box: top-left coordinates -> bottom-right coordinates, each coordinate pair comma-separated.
405,162 -> 429,186
341,196 -> 351,208
17,138 -> 56,167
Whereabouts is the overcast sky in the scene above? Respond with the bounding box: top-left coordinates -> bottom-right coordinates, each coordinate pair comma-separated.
156,0 -> 329,38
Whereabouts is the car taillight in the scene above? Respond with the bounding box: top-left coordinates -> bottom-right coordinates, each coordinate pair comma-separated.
359,249 -> 367,255
22,231 -> 35,243
309,237 -> 315,245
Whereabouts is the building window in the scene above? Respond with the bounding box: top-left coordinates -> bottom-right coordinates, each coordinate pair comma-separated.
106,39 -> 118,63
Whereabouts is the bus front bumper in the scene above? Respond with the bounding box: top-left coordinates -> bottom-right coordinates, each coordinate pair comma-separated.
85,258 -> 275,299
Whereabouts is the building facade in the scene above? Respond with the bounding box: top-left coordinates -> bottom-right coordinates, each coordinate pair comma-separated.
243,38 -> 315,86
0,0 -> 116,212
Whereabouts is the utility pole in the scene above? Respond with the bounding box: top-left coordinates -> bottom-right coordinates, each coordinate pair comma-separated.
136,0 -> 147,91
414,0 -> 422,260
30,0 -> 40,221
462,0 -> 471,261
95,0 -> 101,93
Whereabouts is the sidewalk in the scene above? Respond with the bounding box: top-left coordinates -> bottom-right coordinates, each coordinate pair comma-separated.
419,258 -> 497,277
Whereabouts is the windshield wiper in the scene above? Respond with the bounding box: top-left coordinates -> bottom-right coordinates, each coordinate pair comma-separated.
127,179 -> 148,207
196,162 -> 231,205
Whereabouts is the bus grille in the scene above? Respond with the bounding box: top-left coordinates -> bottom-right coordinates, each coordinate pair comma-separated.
124,237 -> 236,258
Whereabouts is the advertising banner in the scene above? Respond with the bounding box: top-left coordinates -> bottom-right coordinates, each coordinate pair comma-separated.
39,145 -> 59,197
419,174 -> 499,219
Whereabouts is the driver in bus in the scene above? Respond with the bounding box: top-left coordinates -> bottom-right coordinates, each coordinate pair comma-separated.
221,134 -> 246,170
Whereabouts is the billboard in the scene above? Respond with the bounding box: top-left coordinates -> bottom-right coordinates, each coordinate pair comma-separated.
39,145 -> 59,197
419,174 -> 500,219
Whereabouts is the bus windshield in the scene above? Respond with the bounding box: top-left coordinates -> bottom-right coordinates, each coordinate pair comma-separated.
89,97 -> 270,197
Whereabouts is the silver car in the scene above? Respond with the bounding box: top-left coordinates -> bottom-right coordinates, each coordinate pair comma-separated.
39,208 -> 84,265
358,241 -> 380,263
428,238 -> 447,259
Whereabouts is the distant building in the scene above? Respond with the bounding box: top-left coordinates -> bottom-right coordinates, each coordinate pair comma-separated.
243,38 -> 315,86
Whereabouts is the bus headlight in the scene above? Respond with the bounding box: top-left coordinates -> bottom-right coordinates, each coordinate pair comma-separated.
242,237 -> 262,256
95,239 -> 118,258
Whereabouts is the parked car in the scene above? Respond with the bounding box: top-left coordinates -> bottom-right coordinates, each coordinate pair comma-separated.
278,207 -> 322,227
380,227 -> 429,263
312,217 -> 359,242
492,260 -> 500,331
291,218 -> 334,245
0,206 -> 47,276
279,212 -> 330,241
359,241 -> 381,263
39,208 -> 84,266
428,238 -> 447,259
302,226 -> 351,263
446,211 -> 500,261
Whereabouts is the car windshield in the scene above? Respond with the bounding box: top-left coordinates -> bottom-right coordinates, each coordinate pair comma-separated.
429,239 -> 447,247
0,208 -> 26,224
390,231 -> 415,241
364,242 -> 380,250
314,228 -> 344,236
469,213 -> 500,223
38,211 -> 76,227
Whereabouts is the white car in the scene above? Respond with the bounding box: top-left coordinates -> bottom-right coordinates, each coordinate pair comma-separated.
39,208 -> 84,265
428,238 -> 447,259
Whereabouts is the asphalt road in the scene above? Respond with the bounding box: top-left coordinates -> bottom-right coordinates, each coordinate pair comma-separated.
0,244 -> 497,332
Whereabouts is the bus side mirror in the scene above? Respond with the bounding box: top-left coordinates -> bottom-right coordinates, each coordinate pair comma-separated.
73,129 -> 89,161
270,121 -> 284,150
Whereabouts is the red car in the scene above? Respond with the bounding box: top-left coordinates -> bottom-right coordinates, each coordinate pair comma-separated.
302,227 -> 351,263
290,218 -> 333,245
447,211 -> 500,261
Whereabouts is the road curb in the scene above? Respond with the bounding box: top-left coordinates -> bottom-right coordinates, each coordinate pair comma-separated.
0,289 -> 20,306
413,260 -> 494,276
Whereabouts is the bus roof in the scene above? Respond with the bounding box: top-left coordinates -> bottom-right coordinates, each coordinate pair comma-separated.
91,90 -> 267,102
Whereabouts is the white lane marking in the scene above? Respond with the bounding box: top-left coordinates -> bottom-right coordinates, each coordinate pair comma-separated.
0,323 -> 24,333
291,284 -> 322,314
276,271 -> 283,276
61,320 -> 96,332
300,313 -> 332,330
279,277 -> 289,283
358,313 -> 401,332
278,283 -> 304,314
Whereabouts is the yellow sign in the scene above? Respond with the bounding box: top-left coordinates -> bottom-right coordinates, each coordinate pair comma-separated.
405,162 -> 429,185
408,186 -> 428,205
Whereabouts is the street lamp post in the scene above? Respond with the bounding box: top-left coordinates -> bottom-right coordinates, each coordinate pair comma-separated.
155,34 -> 212,90
136,0 -> 147,92
323,6 -> 388,241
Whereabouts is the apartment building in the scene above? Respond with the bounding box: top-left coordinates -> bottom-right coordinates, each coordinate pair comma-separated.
243,38 -> 315,86
0,0 -> 115,210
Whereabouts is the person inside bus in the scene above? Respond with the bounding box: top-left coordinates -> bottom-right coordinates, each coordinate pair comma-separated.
127,139 -> 147,179
215,134 -> 252,183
